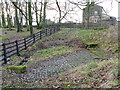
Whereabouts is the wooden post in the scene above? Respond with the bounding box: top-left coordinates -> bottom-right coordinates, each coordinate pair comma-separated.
46,29 -> 47,36
50,29 -> 52,35
59,25 -> 60,31
33,34 -> 35,43
15,40 -> 20,56
2,43 -> 7,64
40,31 -> 42,39
54,27 -> 55,33
24,38 -> 27,49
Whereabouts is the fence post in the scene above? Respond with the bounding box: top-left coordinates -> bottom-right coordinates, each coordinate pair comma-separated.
46,29 -> 47,36
56,25 -> 58,31
59,25 -> 60,31
50,28 -> 52,35
54,27 -> 55,33
15,40 -> 20,56
40,31 -> 42,39
24,38 -> 27,49
33,34 -> 35,43
2,43 -> 7,64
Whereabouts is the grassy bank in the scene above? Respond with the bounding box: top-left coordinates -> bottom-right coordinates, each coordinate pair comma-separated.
3,27 -> 118,88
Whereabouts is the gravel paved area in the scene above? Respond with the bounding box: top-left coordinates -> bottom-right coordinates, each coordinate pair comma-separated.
26,49 -> 100,82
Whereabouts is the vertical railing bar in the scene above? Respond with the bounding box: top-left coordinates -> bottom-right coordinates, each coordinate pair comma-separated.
2,43 -> 7,64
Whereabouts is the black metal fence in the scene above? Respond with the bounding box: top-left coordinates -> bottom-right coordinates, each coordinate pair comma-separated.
0,25 -> 60,64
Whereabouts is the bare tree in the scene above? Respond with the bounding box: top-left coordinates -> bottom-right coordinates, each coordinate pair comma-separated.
28,0 -> 33,35
68,0 -> 104,29
42,0 -> 47,31
1,0 -> 6,27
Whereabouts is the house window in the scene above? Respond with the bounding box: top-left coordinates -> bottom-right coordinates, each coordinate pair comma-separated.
94,11 -> 98,15
94,18 -> 97,23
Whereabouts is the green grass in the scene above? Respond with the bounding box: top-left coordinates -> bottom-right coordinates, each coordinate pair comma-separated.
77,29 -> 102,43
0,28 -> 8,31
33,46 -> 73,61
0,35 -> 11,42
88,62 -> 98,69
22,34 -> 30,38
11,31 -> 29,34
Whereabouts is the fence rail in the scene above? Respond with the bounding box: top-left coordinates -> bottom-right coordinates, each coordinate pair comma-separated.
0,25 -> 60,64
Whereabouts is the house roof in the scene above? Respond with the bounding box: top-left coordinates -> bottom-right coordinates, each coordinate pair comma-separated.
83,4 -> 103,10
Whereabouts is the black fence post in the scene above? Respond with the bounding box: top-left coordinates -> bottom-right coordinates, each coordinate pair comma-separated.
40,31 -> 42,39
59,25 -> 60,31
46,29 -> 47,36
54,27 -> 55,33
50,28 -> 52,35
3,43 -> 7,64
15,40 -> 20,56
24,38 -> 27,49
56,25 -> 58,31
33,34 -> 35,43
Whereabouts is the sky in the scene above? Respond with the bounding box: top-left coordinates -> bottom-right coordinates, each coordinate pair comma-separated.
0,0 -> 119,24
46,0 -> 119,23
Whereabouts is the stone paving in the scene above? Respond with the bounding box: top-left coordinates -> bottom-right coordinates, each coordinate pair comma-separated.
26,49 -> 101,83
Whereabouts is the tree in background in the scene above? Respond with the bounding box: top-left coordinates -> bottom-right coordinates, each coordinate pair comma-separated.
14,0 -> 21,32
5,2 -> 12,30
55,0 -> 74,24
28,0 -> 33,35
42,0 -> 47,31
1,0 -> 6,28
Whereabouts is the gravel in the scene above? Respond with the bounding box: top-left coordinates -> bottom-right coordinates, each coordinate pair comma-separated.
27,49 -> 100,82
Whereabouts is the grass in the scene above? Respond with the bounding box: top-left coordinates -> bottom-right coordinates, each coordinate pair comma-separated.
22,34 -> 30,38
88,62 -> 98,69
0,35 -> 11,40
77,29 -> 103,43
0,35 -> 11,42
2,27 -> 119,88
30,46 -> 74,62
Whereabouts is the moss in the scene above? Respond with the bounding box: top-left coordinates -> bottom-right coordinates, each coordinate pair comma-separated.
86,69 -> 93,76
85,43 -> 98,48
88,62 -> 98,69
82,79 -> 91,84
93,74 -> 98,79
7,65 -> 27,73
4,83 -> 27,88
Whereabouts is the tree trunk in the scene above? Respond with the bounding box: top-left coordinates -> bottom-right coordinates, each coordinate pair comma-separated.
87,1 -> 90,29
39,1 -> 43,29
19,1 -> 23,31
1,0 -> 6,28
42,0 -> 47,31
35,1 -> 40,29
6,2 -> 12,30
26,2 -> 29,31
15,1 -> 21,32
28,0 -> 33,35
56,0 -> 61,23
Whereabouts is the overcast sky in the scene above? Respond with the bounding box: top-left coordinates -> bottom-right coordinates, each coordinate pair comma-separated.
46,0 -> 118,23
0,0 -> 119,24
